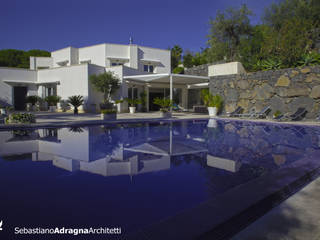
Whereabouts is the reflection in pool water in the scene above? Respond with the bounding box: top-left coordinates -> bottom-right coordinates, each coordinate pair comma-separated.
0,120 -> 319,238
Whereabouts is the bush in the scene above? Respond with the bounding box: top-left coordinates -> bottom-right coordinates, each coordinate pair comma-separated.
125,98 -> 142,107
5,113 -> 36,124
45,95 -> 61,106
68,95 -> 84,114
26,96 -> 41,105
200,89 -> 223,111
101,109 -> 117,114
153,98 -> 173,112
172,66 -> 184,74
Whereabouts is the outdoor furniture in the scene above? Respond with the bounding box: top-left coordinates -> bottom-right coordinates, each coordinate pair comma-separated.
172,103 -> 188,112
236,107 -> 256,118
289,107 -> 307,121
229,106 -> 244,117
193,105 -> 208,113
274,107 -> 307,121
251,106 -> 271,119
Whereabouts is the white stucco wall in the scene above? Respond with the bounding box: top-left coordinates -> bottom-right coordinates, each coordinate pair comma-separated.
208,62 -> 246,77
78,44 -> 106,67
30,57 -> 53,70
138,46 -> 170,73
0,67 -> 37,105
51,47 -> 73,67
37,64 -> 89,105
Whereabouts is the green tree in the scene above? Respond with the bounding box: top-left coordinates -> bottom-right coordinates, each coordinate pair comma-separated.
170,45 -> 183,70
183,51 -> 194,68
207,4 -> 253,62
89,72 -> 120,108
0,49 -> 50,68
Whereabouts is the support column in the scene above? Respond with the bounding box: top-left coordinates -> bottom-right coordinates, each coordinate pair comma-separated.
146,86 -> 149,112
170,74 -> 173,112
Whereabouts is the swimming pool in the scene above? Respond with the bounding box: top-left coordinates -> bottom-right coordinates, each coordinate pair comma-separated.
0,119 -> 319,239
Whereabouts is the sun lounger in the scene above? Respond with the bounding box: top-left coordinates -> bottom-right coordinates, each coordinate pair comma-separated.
274,107 -> 307,121
228,106 -> 244,117
251,106 -> 271,119
236,107 -> 256,118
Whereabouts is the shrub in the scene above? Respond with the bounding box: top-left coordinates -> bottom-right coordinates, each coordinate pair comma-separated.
125,98 -> 142,107
101,109 -> 117,114
26,96 -> 41,106
173,66 -> 184,74
45,95 -> 61,106
200,89 -> 223,111
68,95 -> 84,114
5,113 -> 36,124
153,98 -> 173,112
273,110 -> 282,118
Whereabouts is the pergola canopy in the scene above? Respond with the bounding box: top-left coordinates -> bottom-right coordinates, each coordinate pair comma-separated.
123,73 -> 209,85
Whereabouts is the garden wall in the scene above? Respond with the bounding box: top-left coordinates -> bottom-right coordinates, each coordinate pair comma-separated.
209,66 -> 320,119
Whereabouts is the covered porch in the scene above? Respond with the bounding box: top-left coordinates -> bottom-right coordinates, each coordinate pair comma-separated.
123,73 -> 209,112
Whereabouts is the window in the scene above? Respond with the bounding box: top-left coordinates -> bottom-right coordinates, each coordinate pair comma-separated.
144,64 -> 154,73
111,62 -> 124,66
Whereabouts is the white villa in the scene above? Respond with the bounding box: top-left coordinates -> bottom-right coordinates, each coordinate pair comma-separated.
0,42 -> 243,112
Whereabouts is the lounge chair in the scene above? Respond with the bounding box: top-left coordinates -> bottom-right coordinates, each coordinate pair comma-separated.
251,106 -> 271,119
228,106 -> 244,117
236,107 -> 256,118
274,108 -> 307,121
172,104 -> 188,112
289,107 -> 307,121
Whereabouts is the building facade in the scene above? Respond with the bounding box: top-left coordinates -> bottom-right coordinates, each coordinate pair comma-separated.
0,43 -> 173,112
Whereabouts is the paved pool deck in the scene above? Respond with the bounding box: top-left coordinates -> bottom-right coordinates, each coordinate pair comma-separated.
231,176 -> 320,240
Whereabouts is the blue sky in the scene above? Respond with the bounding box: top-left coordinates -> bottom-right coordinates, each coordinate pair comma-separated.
0,0 -> 279,52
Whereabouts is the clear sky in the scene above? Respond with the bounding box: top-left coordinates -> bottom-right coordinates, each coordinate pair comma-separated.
0,0 -> 279,52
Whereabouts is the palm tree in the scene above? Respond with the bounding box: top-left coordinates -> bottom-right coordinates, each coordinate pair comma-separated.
68,95 -> 84,115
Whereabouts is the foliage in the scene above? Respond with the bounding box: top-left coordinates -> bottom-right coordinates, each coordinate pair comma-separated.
89,71 -> 120,106
153,98 -> 173,112
26,95 -> 41,105
68,95 -> 84,114
101,109 -> 117,114
208,4 -> 253,62
125,97 -> 142,107
200,89 -> 223,110
68,95 -> 84,108
5,113 -> 36,124
115,99 -> 124,104
45,95 -> 61,106
0,49 -> 50,68
172,66 -> 184,74
297,52 -> 320,67
273,110 -> 282,118
183,51 -> 194,68
170,45 -> 183,70
139,91 -> 147,112
254,58 -> 282,71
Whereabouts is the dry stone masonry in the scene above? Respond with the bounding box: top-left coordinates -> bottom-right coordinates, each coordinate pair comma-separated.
209,66 -> 320,119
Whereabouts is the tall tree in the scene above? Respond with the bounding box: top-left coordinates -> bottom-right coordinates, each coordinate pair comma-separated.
170,45 -> 183,70
207,4 -> 253,62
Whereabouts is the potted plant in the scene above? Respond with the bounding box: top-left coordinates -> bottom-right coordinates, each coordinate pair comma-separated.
45,95 -> 61,112
125,98 -> 142,114
101,109 -> 117,120
201,89 -> 223,117
153,97 -> 173,118
26,96 -> 40,111
68,95 -> 84,115
90,71 -> 120,120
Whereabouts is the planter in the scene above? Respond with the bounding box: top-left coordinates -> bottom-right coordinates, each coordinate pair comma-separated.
129,107 -> 136,114
160,111 -> 172,118
208,107 -> 218,118
101,113 -> 117,120
49,106 -> 57,112
207,119 -> 217,128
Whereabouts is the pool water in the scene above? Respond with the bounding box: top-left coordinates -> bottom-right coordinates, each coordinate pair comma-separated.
0,119 -> 319,239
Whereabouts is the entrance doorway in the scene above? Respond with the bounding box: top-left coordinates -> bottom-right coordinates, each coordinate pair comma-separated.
14,86 -> 27,110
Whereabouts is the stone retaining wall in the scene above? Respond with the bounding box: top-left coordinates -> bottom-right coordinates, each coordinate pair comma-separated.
185,61 -> 225,76
209,66 -> 320,119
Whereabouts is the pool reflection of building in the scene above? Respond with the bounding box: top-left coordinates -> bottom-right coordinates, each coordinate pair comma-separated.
0,124 -> 241,178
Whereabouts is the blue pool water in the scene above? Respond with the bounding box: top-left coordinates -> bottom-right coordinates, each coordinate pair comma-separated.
0,119 -> 319,239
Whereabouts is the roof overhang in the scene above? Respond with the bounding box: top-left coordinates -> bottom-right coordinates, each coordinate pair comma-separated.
123,73 -> 209,85
106,56 -> 129,62
3,80 -> 36,85
140,58 -> 162,65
